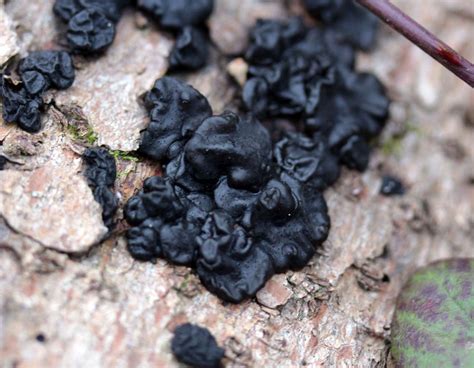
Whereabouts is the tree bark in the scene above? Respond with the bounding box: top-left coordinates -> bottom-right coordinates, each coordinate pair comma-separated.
1,0 -> 473,367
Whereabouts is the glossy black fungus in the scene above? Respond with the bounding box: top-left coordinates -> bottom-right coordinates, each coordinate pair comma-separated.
136,0 -> 213,70
125,9 -> 389,302
169,27 -> 209,71
243,17 -> 389,173
67,9 -> 117,54
1,50 -> 75,133
137,0 -> 214,30
171,323 -> 224,368
126,77 -> 334,302
19,51 -> 75,94
0,156 -> 7,170
380,175 -> 405,196
83,147 -> 118,229
303,0 -> 379,50
138,77 -> 212,162
275,132 -> 340,191
54,0 -> 130,53
54,0 -> 129,23
1,78 -> 43,133
185,112 -> 272,190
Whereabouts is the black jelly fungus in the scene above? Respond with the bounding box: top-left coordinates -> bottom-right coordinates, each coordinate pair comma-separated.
67,9 -> 117,54
171,323 -> 224,368
54,0 -> 130,53
126,76 -> 336,302
35,333 -> 47,343
137,0 -> 214,30
136,0 -> 213,71
19,51 -> 75,93
243,17 -> 389,173
380,175 -> 405,196
0,156 -> 7,170
169,27 -> 209,71
1,78 -> 43,133
303,0 -> 379,50
1,50 -> 75,133
138,77 -> 212,162
82,147 -> 118,229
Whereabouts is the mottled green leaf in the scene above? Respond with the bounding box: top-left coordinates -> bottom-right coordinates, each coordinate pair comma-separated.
391,258 -> 474,368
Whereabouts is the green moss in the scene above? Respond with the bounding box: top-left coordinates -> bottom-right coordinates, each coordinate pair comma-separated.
380,121 -> 422,156
66,123 -> 98,145
381,136 -> 403,156
110,150 -> 139,162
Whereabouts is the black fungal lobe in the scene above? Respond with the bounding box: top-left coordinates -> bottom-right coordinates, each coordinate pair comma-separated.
0,51 -> 75,133
169,27 -> 209,71
0,156 -> 7,170
243,17 -> 389,172
171,323 -> 224,368
303,0 -> 379,50
137,0 -> 214,30
54,0 -> 131,53
137,0 -> 214,71
82,147 -> 118,229
127,77 -> 334,302
380,175 -> 405,196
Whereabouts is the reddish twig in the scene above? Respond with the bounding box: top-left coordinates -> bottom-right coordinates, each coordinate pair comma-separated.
355,0 -> 474,87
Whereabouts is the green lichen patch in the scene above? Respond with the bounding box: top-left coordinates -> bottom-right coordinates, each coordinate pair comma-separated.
391,258 -> 474,368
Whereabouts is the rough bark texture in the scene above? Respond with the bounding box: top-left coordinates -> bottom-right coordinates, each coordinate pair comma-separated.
1,0 -> 473,367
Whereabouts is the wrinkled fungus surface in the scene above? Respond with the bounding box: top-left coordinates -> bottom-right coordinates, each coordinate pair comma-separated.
54,0 -> 131,53
127,77 -> 333,302
126,10 -> 390,302
1,51 -> 75,133
171,323 -> 224,368
243,17 -> 389,172
137,0 -> 213,70
83,147 -> 118,229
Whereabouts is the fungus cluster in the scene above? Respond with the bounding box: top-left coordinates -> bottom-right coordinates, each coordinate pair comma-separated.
0,51 -> 75,132
54,0 -> 213,68
243,16 -> 389,172
138,0 -> 214,70
82,147 -> 118,229
0,0 -> 214,134
123,6 -> 389,303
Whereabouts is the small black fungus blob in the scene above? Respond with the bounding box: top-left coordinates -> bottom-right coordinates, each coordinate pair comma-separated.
1,50 -> 75,133
171,323 -> 224,368
169,27 -> 209,71
136,0 -> 213,70
54,0 -> 130,53
19,51 -> 75,94
0,155 -> 7,170
1,77 -> 43,133
380,175 -> 405,196
35,333 -> 47,343
82,147 -> 118,229
303,0 -> 379,50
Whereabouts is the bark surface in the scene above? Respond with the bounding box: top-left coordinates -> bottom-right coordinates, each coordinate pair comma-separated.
1,0 -> 473,367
